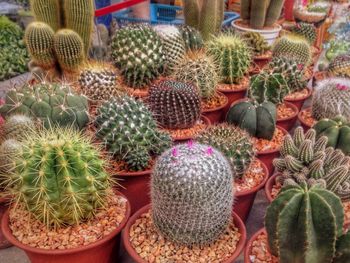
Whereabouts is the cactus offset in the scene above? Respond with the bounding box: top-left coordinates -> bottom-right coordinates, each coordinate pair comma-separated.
3,115 -> 35,141
291,22 -> 317,45
30,0 -> 61,31
179,25 -> 203,52
328,54 -> 350,78
241,31 -> 270,56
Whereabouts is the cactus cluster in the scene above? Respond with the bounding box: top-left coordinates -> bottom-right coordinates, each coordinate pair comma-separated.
151,142 -> 233,246
111,25 -> 164,88
206,34 -> 252,84
291,22 -> 317,45
95,95 -> 172,171
241,31 -> 270,56
148,79 -> 201,130
273,127 -> 350,201
196,124 -> 255,179
328,54 -> 350,78
179,25 -> 204,51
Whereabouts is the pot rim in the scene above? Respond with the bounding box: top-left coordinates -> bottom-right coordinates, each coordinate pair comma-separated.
1,190 -> 131,255
277,102 -> 299,121
297,107 -> 313,129
232,19 -> 282,33
202,91 -> 229,113
284,87 -> 312,102
244,228 -> 267,263
171,116 -> 211,141
265,173 -> 279,203
122,204 -> 247,263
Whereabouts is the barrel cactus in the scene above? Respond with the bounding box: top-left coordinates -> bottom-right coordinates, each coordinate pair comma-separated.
328,54 -> 350,78
30,0 -> 61,31
226,100 -> 277,140
151,142 -> 233,246
2,115 -> 35,141
179,25 -> 203,51
241,31 -> 270,56
291,22 -> 317,45
111,25 -> 164,88
95,95 -> 172,171
196,124 -> 255,179
148,79 -> 201,130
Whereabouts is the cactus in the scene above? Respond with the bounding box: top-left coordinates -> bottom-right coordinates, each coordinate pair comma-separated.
3,127 -> 111,228
3,115 -> 35,141
272,34 -> 312,66
0,139 -> 22,175
206,34 -> 252,84
273,127 -> 350,201
249,72 -> 290,104
311,78 -> 350,121
111,25 -> 164,88
24,22 -> 56,69
314,116 -> 350,155
241,31 -> 270,56
264,0 -> 285,27
173,51 -> 218,100
183,0 -> 201,29
151,142 -> 233,246
328,54 -> 350,78
148,79 -> 201,130
0,82 -> 89,130
196,124 -> 255,179
179,25 -> 203,51
291,22 -> 317,45
30,0 -> 61,31
95,95 -> 172,171
226,100 -> 276,140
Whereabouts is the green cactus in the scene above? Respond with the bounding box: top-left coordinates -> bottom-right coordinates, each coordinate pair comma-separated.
95,95 -> 172,171
0,139 -> 22,175
291,22 -> 317,45
206,34 -> 252,84
111,25 -> 164,88
226,100 -> 277,140
0,82 -> 89,130
30,0 -> 61,31
3,115 -> 35,141
241,32 -> 270,56
328,54 -> 350,78
151,142 -> 233,246
183,0 -> 201,29
273,127 -> 350,201
148,79 -> 201,130
264,0 -> 284,27
196,124 -> 255,179
179,25 -> 204,52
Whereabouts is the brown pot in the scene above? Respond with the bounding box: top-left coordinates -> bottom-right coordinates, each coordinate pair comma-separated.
284,88 -> 312,111
244,228 -> 267,263
171,116 -> 211,142
1,191 -> 131,263
0,197 -> 11,249
253,52 -> 272,70
298,107 -> 313,132
276,102 -> 299,132
265,173 -> 279,203
122,204 -> 247,263
202,92 -> 228,124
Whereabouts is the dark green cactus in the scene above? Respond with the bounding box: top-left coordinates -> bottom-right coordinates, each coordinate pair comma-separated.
30,0 -> 61,31
328,54 -> 350,78
241,31 -> 270,56
291,22 -> 317,44
3,115 -> 35,141
179,25 -> 204,52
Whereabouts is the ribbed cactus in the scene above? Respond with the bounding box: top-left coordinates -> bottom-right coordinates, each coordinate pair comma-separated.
226,100 -> 276,140
328,54 -> 350,78
0,139 -> 22,175
273,127 -> 350,201
3,115 -> 35,141
179,25 -> 204,51
95,95 -> 172,171
111,25 -> 164,88
183,0 -> 201,29
30,0 -> 61,31
311,78 -> 350,121
291,22 -> 317,45
4,127 -> 110,228
148,79 -> 201,130
206,34 -> 252,84
173,51 -> 218,99
24,22 -> 56,69
196,124 -> 255,179
241,31 -> 270,56
151,142 -> 233,246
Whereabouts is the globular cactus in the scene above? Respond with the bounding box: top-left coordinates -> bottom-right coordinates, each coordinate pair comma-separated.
54,29 -> 85,72
2,115 -> 35,141
328,54 -> 350,78
206,34 -> 252,84
0,82 -> 89,130
291,22 -> 317,45
151,142 -> 233,246
24,22 -> 56,69
311,78 -> 350,121
0,139 -> 22,175
325,40 -> 350,62
179,25 -> 203,52
148,79 -> 201,130
272,34 -> 312,66
196,124 -> 255,179
3,127 -> 111,227
173,51 -> 218,100
273,127 -> 350,201
30,0 -> 61,31
241,31 -> 270,56
226,100 -> 277,140
111,25 -> 164,88
95,95 -> 172,171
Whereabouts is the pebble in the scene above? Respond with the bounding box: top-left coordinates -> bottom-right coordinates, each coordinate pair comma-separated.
235,159 -> 265,192
249,232 -> 278,263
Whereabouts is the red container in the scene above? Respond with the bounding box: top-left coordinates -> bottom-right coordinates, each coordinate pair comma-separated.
202,92 -> 228,124
1,191 -> 131,263
123,204 -> 247,263
0,198 -> 11,249
265,173 -> 278,203
298,107 -> 313,132
276,102 -> 299,132
284,88 -> 312,111
244,228 -> 267,263
253,54 -> 272,70
284,0 -> 295,21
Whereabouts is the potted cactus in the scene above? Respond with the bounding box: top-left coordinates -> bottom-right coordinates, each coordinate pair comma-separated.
293,0 -> 331,26
123,142 -> 246,262
1,127 -> 130,263
328,54 -> 350,79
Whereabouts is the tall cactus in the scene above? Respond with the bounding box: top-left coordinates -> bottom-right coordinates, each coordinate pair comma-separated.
30,0 -> 61,31
183,0 -> 201,29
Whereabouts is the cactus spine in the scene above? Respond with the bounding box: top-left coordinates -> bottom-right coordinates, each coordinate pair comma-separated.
30,0 -> 61,31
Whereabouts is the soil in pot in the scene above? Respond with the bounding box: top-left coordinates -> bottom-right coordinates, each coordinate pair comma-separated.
276,102 -> 299,131
201,92 -> 228,124
284,88 -> 312,111
298,107 -> 316,131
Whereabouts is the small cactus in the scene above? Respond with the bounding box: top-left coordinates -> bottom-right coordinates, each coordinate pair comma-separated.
241,31 -> 270,56
328,54 -> 350,78
291,22 -> 317,44
179,25 -> 204,51
3,115 -> 35,141
0,139 -> 22,175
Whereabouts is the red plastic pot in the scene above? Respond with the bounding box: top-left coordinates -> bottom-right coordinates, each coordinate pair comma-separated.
202,92 -> 228,124
235,160 -> 269,222
298,107 -> 313,132
0,197 -> 11,249
1,191 -> 131,263
276,102 -> 299,132
172,116 -> 211,142
253,53 -> 272,70
217,80 -> 248,116
244,228 -> 267,263
284,88 -> 312,111
122,204 -> 247,263
265,173 -> 279,203
284,0 -> 295,21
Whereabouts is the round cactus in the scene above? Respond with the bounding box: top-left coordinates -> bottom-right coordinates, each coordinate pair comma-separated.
179,25 -> 204,51
151,142 -> 233,246
328,54 -> 350,78
291,22 -> 317,44
196,124 -> 255,179
0,139 -> 22,175
3,115 -> 35,141
148,79 -> 201,129
241,31 -> 270,56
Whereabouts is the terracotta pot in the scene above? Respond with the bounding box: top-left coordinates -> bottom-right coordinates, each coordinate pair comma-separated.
276,102 -> 299,132
202,92 -> 228,124
265,173 -> 279,203
122,204 -> 247,263
284,88 -> 312,111
1,191 -> 131,263
253,52 -> 272,70
171,116 -> 211,142
0,197 -> 11,249
235,160 -> 269,222
298,107 -> 313,132
244,228 -> 267,263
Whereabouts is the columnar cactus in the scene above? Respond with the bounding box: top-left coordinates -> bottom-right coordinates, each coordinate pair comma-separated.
3,115 -> 35,141
95,95 -> 172,171
196,124 -> 255,179
111,25 -> 164,88
179,25 -> 203,51
148,79 -> 201,130
151,142 -> 233,246
328,54 -> 350,78
30,0 -> 61,31
241,31 -> 270,56
291,22 -> 317,45
206,34 -> 252,84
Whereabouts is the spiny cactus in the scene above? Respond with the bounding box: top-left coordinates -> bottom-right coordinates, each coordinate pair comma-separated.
196,124 -> 255,179
241,31 -> 270,56
95,95 -> 172,171
30,0 -> 61,31
291,22 -> 317,45
151,142 -> 233,246
173,51 -> 218,99
0,82 -> 89,130
3,115 -> 35,141
328,54 -> 350,78
0,139 -> 22,175
111,25 -> 164,88
206,34 -> 252,84
311,78 -> 350,121
226,100 -> 276,140
273,127 -> 350,201
148,79 -> 201,130
179,25 -> 204,51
